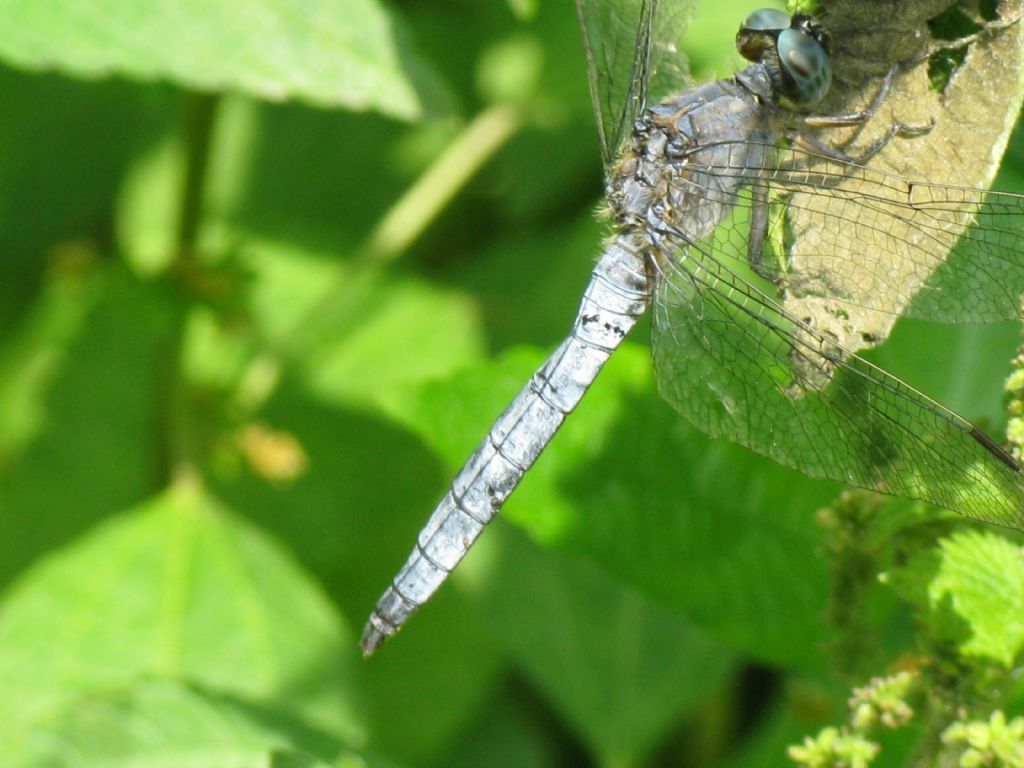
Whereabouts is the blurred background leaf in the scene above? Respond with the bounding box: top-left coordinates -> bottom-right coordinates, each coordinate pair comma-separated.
0,487 -> 362,761
0,0 -> 454,120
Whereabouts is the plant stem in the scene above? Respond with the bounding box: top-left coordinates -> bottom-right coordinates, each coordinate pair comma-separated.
359,102 -> 523,266
158,91 -> 220,487
232,103 -> 525,416
177,92 -> 219,257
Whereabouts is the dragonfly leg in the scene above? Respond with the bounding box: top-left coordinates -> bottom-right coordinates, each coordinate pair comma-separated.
794,7 -> 1018,163
795,62 -> 934,165
801,63 -> 903,131
746,178 -> 776,281
927,9 -> 1021,54
795,116 -> 934,165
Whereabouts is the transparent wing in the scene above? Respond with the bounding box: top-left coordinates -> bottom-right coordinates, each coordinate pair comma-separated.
648,142 -> 1024,529
687,141 -> 1024,329
574,0 -> 695,168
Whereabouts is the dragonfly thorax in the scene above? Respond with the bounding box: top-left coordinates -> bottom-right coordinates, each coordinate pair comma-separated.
605,75 -> 777,266
603,9 -> 837,264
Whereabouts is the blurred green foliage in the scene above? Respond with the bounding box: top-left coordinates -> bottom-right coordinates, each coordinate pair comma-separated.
1,0 -> 1023,766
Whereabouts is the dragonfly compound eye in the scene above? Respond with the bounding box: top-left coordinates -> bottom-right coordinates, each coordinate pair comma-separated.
777,27 -> 832,106
740,7 -> 790,32
736,8 -> 791,62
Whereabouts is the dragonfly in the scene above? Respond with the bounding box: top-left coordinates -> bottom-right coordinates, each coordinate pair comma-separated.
361,0 -> 1024,656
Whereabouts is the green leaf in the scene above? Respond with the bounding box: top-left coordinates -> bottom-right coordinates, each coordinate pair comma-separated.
437,683 -> 564,768
0,266 -> 101,457
504,0 -> 538,23
211,104 -> 428,251
231,235 -> 488,413
23,679 -> 387,768
0,70 -> 170,335
448,210 -> 606,350
461,524 -> 738,764
116,134 -> 187,275
0,0 -> 454,120
889,529 -> 1024,667
298,278 -> 486,413
0,485 -> 363,756
0,267 -> 177,588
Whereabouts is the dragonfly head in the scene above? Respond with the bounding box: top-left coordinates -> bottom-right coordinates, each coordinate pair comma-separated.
736,9 -> 832,107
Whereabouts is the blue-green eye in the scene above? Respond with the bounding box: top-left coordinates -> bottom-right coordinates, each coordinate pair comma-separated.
741,8 -> 791,32
778,28 -> 831,105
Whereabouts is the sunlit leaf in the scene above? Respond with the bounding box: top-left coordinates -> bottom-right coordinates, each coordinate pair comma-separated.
23,679 -> 379,768
889,529 -> 1024,667
0,486 -> 363,756
0,0 -> 454,120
